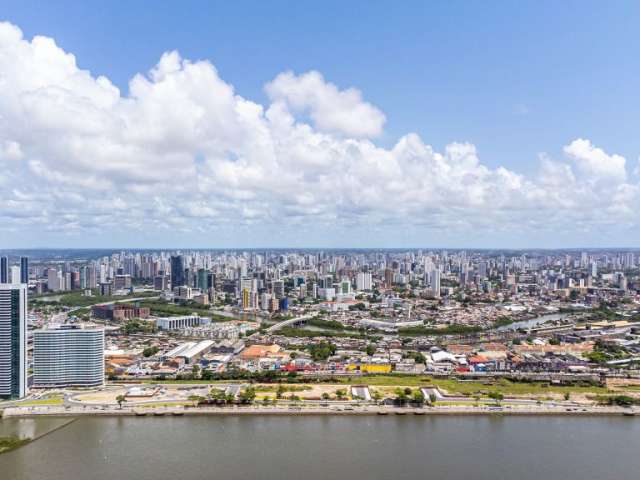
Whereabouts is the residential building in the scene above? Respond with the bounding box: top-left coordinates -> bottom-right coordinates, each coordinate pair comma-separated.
33,325 -> 105,387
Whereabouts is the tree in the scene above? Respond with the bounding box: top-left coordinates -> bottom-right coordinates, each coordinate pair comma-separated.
488,391 -> 504,405
564,392 -> 571,401
116,394 -> 127,409
307,342 -> 337,361
394,388 -> 408,405
372,390 -> 382,403
239,387 -> 256,404
335,389 -> 346,400
142,345 -> 159,357
209,388 -> 226,403
321,392 -> 331,401
365,344 -> 376,356
191,364 -> 201,379
412,390 -> 425,406
276,384 -> 286,399
429,393 -> 437,405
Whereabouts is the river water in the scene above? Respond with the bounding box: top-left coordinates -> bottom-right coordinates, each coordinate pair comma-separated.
496,312 -> 571,331
1,415 -> 639,480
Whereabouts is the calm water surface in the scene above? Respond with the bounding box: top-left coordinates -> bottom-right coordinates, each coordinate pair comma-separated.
1,415 -> 639,480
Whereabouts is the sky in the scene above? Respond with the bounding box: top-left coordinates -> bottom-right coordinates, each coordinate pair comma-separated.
0,0 -> 639,249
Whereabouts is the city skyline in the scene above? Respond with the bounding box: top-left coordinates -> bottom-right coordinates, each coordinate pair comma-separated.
1,2 -> 639,248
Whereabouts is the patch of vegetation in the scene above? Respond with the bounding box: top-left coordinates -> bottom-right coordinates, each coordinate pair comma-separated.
0,437 -> 31,455
593,395 -> 640,407
307,341 -> 337,361
30,290 -> 156,308
122,319 -> 157,335
17,395 -> 64,407
306,317 -> 347,330
493,316 -> 515,328
142,346 -> 159,357
278,327 -> 374,340
398,324 -> 483,336
137,300 -> 232,320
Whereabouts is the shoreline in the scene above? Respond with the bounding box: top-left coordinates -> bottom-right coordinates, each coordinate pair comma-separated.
3,405 -> 637,418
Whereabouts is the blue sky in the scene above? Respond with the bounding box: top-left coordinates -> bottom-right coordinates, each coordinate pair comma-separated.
0,1 -> 639,248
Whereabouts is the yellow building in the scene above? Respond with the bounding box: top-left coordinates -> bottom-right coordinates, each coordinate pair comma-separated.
347,363 -> 392,374
241,288 -> 250,310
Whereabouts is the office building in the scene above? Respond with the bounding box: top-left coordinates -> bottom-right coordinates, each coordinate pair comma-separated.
0,257 -> 7,284
10,265 -> 20,284
33,325 -> 105,387
170,255 -> 186,288
20,257 -> 28,284
0,284 -> 27,399
156,315 -> 211,331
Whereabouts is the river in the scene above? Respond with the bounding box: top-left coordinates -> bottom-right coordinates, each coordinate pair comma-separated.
1,415 -> 639,479
496,312 -> 571,331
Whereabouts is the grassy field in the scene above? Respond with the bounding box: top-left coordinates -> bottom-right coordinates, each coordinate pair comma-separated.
334,375 -> 609,396
133,375 -> 609,397
17,396 -> 64,407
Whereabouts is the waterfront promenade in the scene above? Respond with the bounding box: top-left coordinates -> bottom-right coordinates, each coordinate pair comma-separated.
3,402 -> 636,418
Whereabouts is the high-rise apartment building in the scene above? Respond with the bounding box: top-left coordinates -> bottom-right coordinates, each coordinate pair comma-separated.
0,284 -> 28,399
356,272 -> 372,291
33,325 -> 105,388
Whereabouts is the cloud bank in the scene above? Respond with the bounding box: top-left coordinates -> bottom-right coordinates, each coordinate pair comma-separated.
0,22 -> 638,246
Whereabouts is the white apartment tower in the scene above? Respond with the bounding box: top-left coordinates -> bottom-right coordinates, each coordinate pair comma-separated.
33,325 -> 105,388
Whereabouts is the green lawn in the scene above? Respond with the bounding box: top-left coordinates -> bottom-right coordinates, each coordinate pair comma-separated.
124,375 -> 610,397
335,375 -> 609,396
18,396 -> 64,406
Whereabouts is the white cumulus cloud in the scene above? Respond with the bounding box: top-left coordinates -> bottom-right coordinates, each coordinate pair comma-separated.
265,70 -> 386,138
0,21 -> 638,246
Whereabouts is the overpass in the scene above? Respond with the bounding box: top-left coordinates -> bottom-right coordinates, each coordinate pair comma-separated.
266,313 -> 315,334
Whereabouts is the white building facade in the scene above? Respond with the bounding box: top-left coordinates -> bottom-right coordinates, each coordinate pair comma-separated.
33,325 -> 105,387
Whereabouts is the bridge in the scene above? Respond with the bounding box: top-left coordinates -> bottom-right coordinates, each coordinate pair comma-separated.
266,313 -> 315,334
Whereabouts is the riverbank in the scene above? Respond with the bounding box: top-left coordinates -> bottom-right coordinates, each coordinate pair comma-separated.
3,403 -> 637,418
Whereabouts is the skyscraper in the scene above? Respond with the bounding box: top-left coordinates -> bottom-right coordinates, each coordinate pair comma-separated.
170,255 -> 186,288
0,284 -> 28,399
20,256 -> 28,284
0,257 -> 7,284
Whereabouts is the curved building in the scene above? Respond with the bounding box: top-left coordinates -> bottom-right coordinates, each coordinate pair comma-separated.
33,325 -> 104,387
